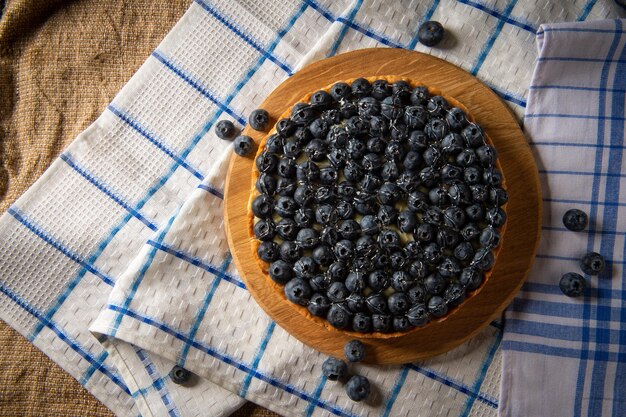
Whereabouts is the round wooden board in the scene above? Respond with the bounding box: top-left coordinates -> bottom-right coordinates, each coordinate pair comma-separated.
224,48 -> 541,364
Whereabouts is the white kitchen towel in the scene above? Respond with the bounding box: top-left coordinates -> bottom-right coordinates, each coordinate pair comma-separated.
501,18 -> 626,417
0,1 -> 624,417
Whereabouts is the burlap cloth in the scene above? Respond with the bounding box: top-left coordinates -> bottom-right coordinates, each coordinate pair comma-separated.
0,1 -> 277,415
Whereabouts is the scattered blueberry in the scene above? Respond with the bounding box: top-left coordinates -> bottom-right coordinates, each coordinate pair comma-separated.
559,272 -> 585,297
322,357 -> 348,381
563,209 -> 588,231
169,365 -> 192,384
418,21 -> 445,47
215,120 -> 237,140
580,252 -> 605,275
345,375 -> 371,402
344,340 -> 366,362
249,109 -> 270,131
233,135 -> 255,156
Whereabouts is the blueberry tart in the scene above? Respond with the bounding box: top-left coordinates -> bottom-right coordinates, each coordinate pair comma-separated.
248,76 -> 507,335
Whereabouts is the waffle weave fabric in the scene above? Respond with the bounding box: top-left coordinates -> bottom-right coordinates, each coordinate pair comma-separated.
0,1 -> 624,416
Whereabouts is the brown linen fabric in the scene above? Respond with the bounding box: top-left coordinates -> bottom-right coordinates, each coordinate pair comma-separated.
0,0 -> 278,415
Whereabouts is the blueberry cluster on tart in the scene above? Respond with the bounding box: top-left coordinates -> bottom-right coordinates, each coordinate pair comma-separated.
248,76 -> 507,335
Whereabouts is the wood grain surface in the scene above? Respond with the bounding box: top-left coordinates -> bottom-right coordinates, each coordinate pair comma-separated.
224,48 -> 541,365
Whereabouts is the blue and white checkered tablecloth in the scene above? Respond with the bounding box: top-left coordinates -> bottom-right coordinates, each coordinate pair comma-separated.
502,18 -> 626,417
0,1 -> 624,416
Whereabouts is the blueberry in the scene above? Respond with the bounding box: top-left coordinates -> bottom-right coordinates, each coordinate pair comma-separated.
327,126 -> 348,149
352,313 -> 372,332
339,101 -> 358,118
370,79 -> 391,100
347,139 -> 366,160
407,284 -> 427,304
559,272 -> 586,297
345,115 -> 368,137
438,257 -> 461,278
407,304 -> 429,326
334,239 -> 355,261
362,153 -> 383,171
327,304 -> 352,329
323,108 -> 341,125
311,245 -> 333,267
373,252 -> 390,270
305,138 -> 327,161
437,227 -> 460,248
233,135 -> 255,156
316,186 -> 338,205
456,149 -> 477,167
419,166 -> 439,187
310,274 -> 330,292
327,281 -> 350,303
398,210 -> 418,233
378,229 -> 401,250
353,256 -> 374,273
464,166 -> 482,185
385,140 -> 405,162
444,282 -> 466,306
391,271 -> 414,292
255,152 -> 278,174
461,124 -> 485,147
279,241 -> 301,263
215,120 -> 237,140
403,151 -> 421,171
315,205 -> 338,226
368,270 -> 389,292
390,251 -> 407,270
274,196 -> 297,218
446,107 -> 468,131
337,181 -> 357,198
352,78 -> 372,97
276,218 -> 298,240
276,158 -> 295,179
330,82 -> 351,101
397,171 -> 421,193
423,207 -> 443,225
256,173 -> 276,196
346,375 -> 370,402
265,133 -> 283,153
253,219 -> 275,241
418,20 -> 445,46
454,241 -> 475,262
345,271 -> 366,293
429,187 -> 448,206
294,184 -> 314,206
427,295 -> 448,317
580,252 -> 605,275
483,168 -> 503,186
319,167 -> 338,185
295,228 -> 318,250
461,223 -> 481,241
476,145 -> 497,167
342,293 -> 364,314
427,96 -> 450,117
393,316 -> 412,332
480,226 -> 501,249
276,118 -> 296,137
381,160 -> 400,181
448,183 -> 472,205
408,259 -> 427,279
442,133 -> 465,154
309,118 -> 330,139
485,207 -> 507,227
294,256 -> 316,279
392,80 -> 412,101
411,86 -> 430,105
344,340 -> 366,362
366,293 -> 388,314
465,204 -> 485,222
251,194 -> 274,218
338,220 -> 361,240
409,130 -> 429,151
414,223 -> 434,242
378,205 -> 398,225
296,161 -> 320,182
471,248 -> 495,271
470,184 -> 488,203
367,136 -> 386,153
372,314 -> 392,333
404,105 -> 428,129
310,90 -> 333,108
489,187 -> 508,206
356,235 -> 377,257
322,357 -> 348,381
423,146 -> 442,167
285,278 -> 312,305
294,207 -> 315,228
358,96 -> 381,118
381,95 -> 404,119
378,182 -> 402,205
276,178 -> 296,196
257,241 -> 278,262
360,215 -> 380,235
328,261 -> 349,282
407,191 -> 429,212
249,109 -> 269,131
441,164 -> 462,183
443,206 -> 466,230
388,292 -> 410,315
291,103 -> 316,126
344,160 -> 364,182
391,123 -> 410,142
563,209 -> 588,231
269,260 -> 293,284
425,272 -> 446,295
169,366 -> 192,385
425,118 -> 449,140
336,200 -> 355,219
423,242 -> 443,265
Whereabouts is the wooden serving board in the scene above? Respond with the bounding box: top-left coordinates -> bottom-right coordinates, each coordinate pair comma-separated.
224,48 -> 541,364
